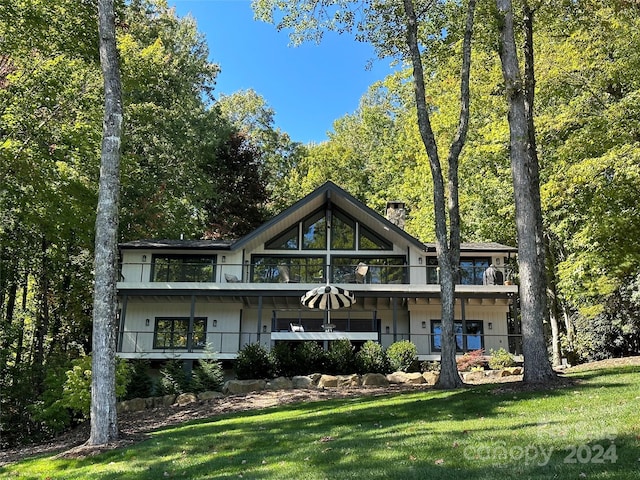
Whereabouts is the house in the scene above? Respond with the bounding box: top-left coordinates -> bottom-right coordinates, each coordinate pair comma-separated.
116,181 -> 520,366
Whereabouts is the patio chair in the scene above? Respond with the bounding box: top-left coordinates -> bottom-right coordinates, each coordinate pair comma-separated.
290,323 -> 305,332
278,265 -> 299,283
355,262 -> 369,284
224,273 -> 240,283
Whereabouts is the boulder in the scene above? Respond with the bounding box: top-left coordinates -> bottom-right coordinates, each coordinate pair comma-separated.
462,371 -> 486,382
362,373 -> 389,387
422,372 -> 440,385
308,373 -> 323,386
223,379 -> 267,395
266,377 -> 293,390
118,397 -> 146,413
317,374 -> 338,388
387,371 -> 425,384
175,393 -> 198,406
292,375 -> 314,389
337,374 -> 362,388
157,394 -> 177,408
198,391 -> 224,401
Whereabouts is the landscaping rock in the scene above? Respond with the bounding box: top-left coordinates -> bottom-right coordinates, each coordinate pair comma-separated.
198,391 -> 224,401
266,376 -> 293,390
292,375 -> 314,389
337,374 -> 361,388
223,379 -> 267,395
158,394 -> 177,408
317,374 -> 338,388
422,372 -> 440,385
175,393 -> 198,406
362,373 -> 389,387
308,373 -> 323,386
387,371 -> 425,384
118,397 -> 146,413
462,371 -> 486,382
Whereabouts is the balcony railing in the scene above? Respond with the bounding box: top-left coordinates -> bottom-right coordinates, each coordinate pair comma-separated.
119,262 -> 516,286
116,329 -> 523,357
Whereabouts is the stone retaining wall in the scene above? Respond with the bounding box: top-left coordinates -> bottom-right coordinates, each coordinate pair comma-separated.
118,369 -> 521,414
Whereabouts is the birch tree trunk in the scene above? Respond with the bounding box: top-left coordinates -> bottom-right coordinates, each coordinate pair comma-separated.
403,0 -> 476,388
89,0 -> 123,445
495,0 -> 556,383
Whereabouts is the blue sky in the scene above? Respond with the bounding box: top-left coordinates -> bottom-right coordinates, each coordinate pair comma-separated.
169,0 -> 396,144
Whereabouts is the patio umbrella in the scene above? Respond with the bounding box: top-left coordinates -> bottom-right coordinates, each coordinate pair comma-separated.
300,285 -> 356,311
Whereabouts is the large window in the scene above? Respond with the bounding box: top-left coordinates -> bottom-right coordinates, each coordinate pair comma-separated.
431,320 -> 484,352
265,207 -> 393,252
460,257 -> 491,285
251,255 -> 325,283
153,317 -> 207,349
331,256 -> 406,284
152,255 -> 216,282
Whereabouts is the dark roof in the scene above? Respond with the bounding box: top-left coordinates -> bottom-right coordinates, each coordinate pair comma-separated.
232,181 -> 427,251
119,239 -> 232,250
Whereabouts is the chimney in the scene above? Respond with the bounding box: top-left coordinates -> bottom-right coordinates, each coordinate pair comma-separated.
386,201 -> 406,230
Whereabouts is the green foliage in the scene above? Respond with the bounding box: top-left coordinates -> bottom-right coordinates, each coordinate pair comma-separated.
386,340 -> 418,373
324,339 -> 357,375
124,360 -> 154,400
293,341 -> 326,375
355,340 -> 391,374
192,358 -> 225,393
420,360 -> 441,373
271,342 -> 299,378
234,343 -> 275,380
488,348 -> 516,370
58,356 -> 130,418
158,360 -> 191,395
456,350 -> 486,372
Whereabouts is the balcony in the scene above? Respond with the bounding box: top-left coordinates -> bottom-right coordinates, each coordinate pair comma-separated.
119,261 -> 516,287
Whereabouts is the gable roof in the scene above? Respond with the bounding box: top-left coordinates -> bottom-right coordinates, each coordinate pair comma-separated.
231,181 -> 427,252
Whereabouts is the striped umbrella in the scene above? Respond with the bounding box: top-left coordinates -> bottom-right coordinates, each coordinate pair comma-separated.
300,285 -> 356,310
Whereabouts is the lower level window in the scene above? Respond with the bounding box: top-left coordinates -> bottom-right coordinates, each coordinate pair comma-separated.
154,317 -> 207,349
431,320 -> 484,352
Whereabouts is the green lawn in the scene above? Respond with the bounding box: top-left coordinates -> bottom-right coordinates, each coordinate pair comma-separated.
3,365 -> 639,479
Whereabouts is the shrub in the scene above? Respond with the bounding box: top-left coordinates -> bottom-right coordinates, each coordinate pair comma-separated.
488,348 -> 516,370
456,349 -> 486,372
420,360 -> 441,373
356,340 -> 390,374
124,360 -> 154,399
387,340 -> 418,372
271,342 -> 298,377
234,343 -> 274,380
193,358 -> 225,392
158,360 -> 191,395
325,339 -> 357,375
293,341 -> 326,375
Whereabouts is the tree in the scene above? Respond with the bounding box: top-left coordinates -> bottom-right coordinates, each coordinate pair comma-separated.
254,0 -> 477,388
494,0 -> 555,383
89,0 -> 123,445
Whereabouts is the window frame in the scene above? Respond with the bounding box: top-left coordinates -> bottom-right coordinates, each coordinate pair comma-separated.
151,254 -> 217,282
153,317 -> 207,350
430,319 -> 484,352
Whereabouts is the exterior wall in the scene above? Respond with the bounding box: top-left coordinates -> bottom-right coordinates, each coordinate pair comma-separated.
118,298 -> 243,359
409,299 -> 512,360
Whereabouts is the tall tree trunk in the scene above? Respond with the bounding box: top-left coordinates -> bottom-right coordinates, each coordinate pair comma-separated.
495,0 -> 555,383
403,0 -> 475,388
89,0 -> 123,446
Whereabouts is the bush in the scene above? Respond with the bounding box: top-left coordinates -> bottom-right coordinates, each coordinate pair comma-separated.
158,360 -> 191,395
488,348 -> 516,370
325,339 -> 357,375
293,341 -> 326,375
234,343 -> 274,380
124,360 -> 154,399
387,340 -> 418,372
271,342 -> 298,377
456,349 -> 486,372
420,360 -> 441,373
193,358 -> 225,392
356,340 -> 390,374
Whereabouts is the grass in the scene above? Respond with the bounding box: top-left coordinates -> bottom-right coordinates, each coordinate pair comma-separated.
2,365 -> 640,479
